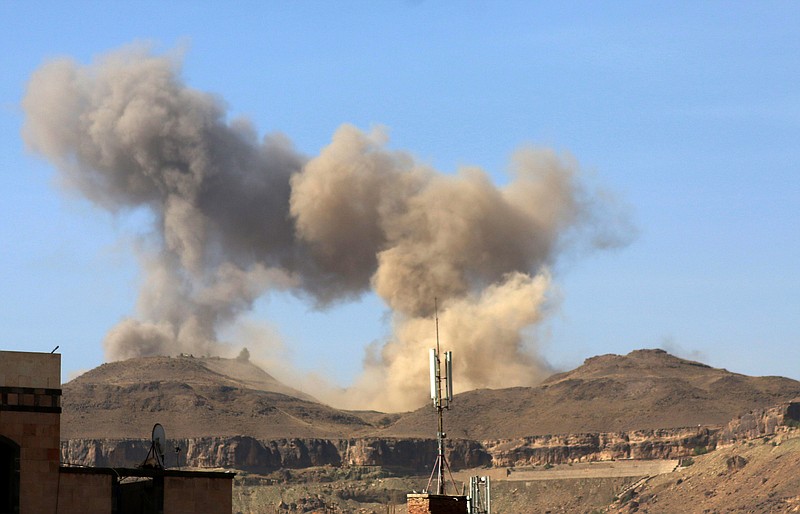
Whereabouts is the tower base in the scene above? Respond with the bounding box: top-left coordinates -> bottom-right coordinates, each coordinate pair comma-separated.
407,493 -> 468,514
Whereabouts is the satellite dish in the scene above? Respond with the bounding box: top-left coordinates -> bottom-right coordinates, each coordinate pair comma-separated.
152,423 -> 166,467
140,423 -> 167,469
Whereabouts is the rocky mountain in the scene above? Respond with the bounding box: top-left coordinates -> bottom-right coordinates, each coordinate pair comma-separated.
61,355 -> 375,440
606,425 -> 800,513
63,349 -> 800,441
384,349 -> 800,439
64,400 -> 800,472
59,349 -> 800,476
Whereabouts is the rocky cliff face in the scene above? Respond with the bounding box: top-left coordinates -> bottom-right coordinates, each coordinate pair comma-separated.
61,426 -> 720,473
64,404 -> 800,473
718,401 -> 800,444
484,427 -> 717,467
61,437 -> 491,473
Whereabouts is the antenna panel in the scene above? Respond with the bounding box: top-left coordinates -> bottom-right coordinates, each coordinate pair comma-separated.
445,351 -> 453,403
429,348 -> 439,402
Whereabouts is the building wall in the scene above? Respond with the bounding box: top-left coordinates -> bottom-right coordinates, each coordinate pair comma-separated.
1,351 -> 234,514
0,351 -> 61,514
164,475 -> 233,514
407,494 -> 468,514
0,351 -> 61,390
57,472 -> 113,514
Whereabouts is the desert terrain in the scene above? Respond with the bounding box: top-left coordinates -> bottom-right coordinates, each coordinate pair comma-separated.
59,349 -> 800,513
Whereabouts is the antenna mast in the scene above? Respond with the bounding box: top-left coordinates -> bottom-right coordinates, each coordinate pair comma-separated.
426,298 -> 456,495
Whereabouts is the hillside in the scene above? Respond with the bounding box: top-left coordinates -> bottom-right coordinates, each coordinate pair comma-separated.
383,349 -> 800,439
58,350 -> 800,513
61,355 -> 372,439
607,429 -> 800,513
61,349 -> 800,441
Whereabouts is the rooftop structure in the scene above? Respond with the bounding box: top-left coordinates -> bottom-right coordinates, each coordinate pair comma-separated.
0,349 -> 234,514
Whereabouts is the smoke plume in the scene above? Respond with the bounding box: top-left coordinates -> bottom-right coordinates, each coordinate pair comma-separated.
23,46 -> 627,411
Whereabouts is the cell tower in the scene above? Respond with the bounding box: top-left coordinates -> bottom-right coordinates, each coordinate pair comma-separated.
425,300 -> 457,495
467,476 -> 492,514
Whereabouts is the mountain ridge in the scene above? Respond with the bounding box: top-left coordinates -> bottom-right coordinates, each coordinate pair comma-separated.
61,349 -> 800,441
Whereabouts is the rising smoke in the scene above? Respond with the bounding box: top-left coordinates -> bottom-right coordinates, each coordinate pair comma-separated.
23,46 -> 628,411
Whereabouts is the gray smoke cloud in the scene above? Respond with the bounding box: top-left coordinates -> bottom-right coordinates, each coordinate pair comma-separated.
23,46 -> 629,411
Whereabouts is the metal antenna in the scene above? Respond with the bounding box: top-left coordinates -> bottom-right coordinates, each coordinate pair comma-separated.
435,298 -> 441,357
426,298 -> 457,496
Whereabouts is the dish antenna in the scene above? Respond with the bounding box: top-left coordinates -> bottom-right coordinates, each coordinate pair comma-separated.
141,423 -> 167,469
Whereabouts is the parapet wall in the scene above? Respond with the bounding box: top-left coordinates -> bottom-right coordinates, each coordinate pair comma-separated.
0,350 -> 61,389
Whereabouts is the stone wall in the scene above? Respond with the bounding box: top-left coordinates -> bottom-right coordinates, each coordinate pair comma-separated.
0,350 -> 61,389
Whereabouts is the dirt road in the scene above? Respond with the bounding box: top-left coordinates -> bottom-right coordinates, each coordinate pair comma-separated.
453,459 -> 678,482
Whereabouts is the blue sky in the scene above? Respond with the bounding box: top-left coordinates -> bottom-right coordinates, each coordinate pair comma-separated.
1,2 -> 798,388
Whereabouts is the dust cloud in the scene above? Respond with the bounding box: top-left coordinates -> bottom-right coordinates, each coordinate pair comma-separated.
23,46 -> 628,411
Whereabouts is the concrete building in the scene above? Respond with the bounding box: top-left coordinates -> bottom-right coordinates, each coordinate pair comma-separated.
0,350 -> 233,514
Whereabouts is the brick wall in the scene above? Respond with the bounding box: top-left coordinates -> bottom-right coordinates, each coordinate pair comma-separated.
407,494 -> 468,514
